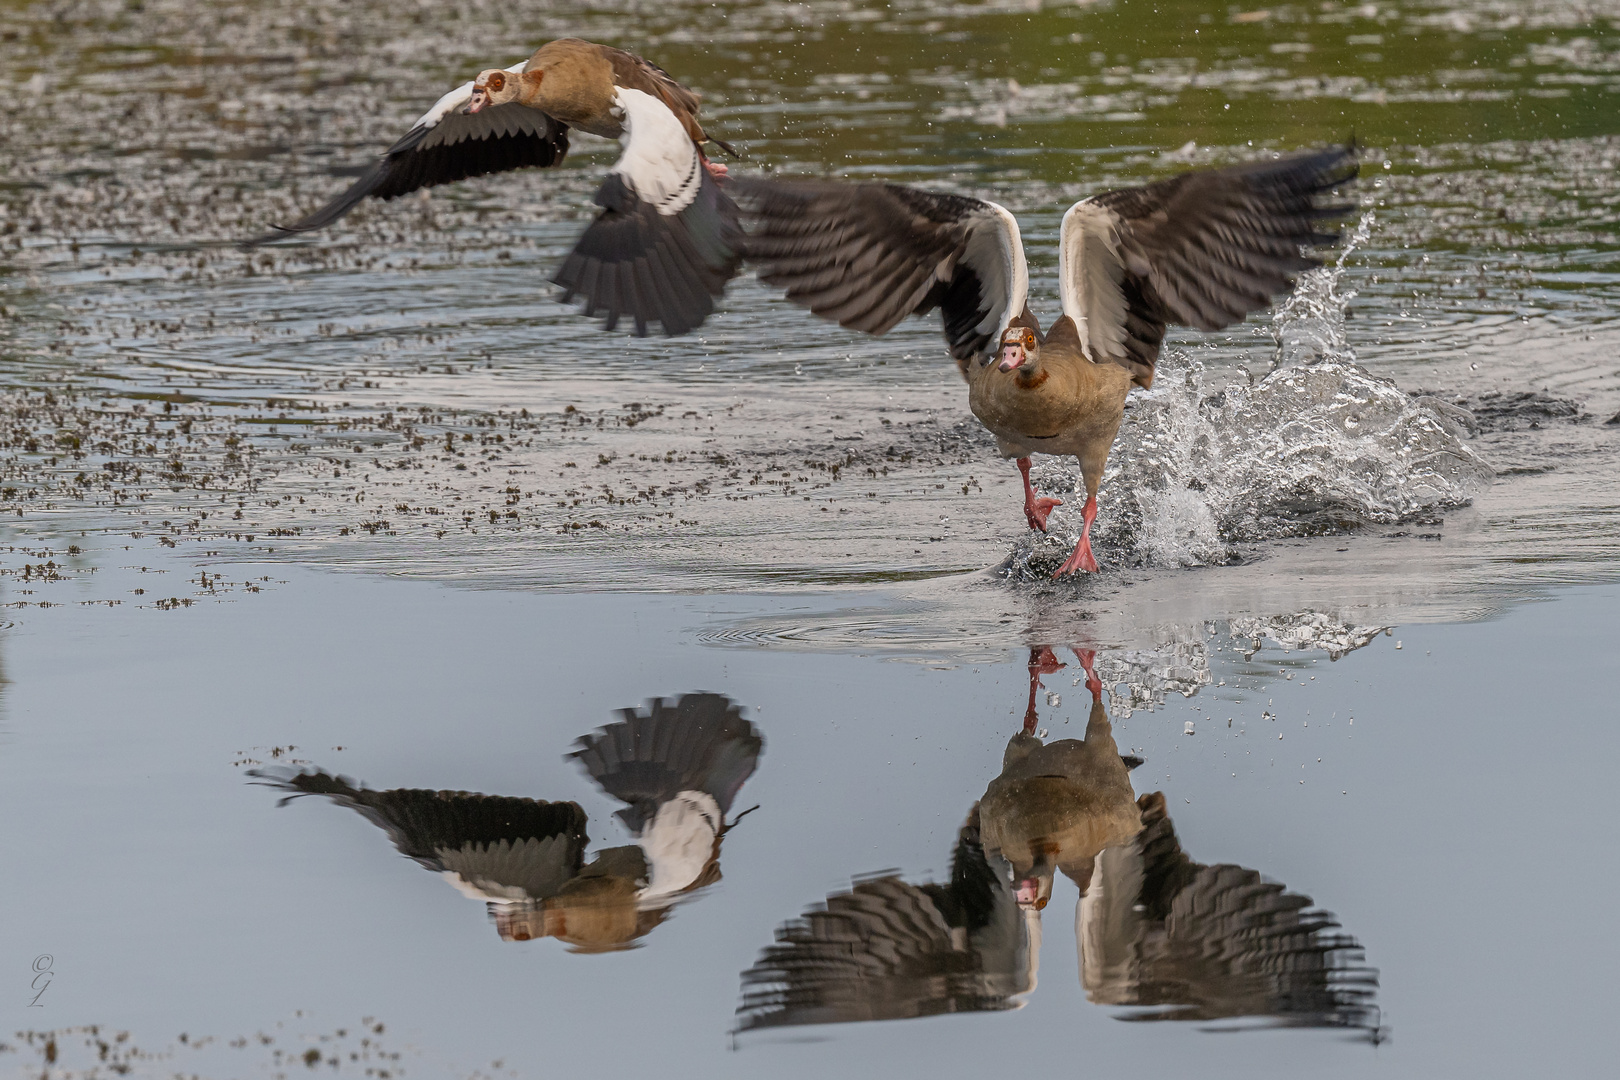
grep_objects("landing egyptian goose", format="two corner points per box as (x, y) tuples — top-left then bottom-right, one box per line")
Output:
(251, 38), (740, 336)
(735, 147), (1357, 574)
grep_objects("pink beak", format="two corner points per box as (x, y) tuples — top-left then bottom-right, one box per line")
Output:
(467, 89), (489, 114)
(1015, 877), (1041, 907)
(998, 344), (1025, 372)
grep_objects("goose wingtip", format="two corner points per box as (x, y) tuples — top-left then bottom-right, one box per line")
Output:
(240, 226), (292, 250)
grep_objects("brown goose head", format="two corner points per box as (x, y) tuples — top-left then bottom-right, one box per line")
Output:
(467, 69), (525, 114)
(1013, 843), (1059, 910)
(997, 322), (1044, 375)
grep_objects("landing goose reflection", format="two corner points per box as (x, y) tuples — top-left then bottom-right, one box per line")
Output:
(254, 692), (761, 951)
(737, 652), (1377, 1035)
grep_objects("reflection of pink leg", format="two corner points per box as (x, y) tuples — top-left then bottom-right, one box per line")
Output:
(1072, 648), (1103, 700)
(1023, 646), (1065, 733)
(1018, 457), (1062, 532)
(705, 159), (729, 178)
(1053, 495), (1100, 576)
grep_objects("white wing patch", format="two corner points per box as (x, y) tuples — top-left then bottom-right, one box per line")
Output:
(1019, 905), (1043, 1003)
(1059, 200), (1130, 364)
(409, 59), (528, 132)
(957, 201), (1029, 357)
(610, 87), (702, 216)
(1078, 844), (1147, 1005)
(638, 790), (722, 900)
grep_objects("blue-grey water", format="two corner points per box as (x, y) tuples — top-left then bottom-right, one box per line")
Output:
(1, 557), (1616, 1077)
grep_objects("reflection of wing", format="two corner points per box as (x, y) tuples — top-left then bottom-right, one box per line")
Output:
(254, 768), (589, 901)
(638, 792), (723, 900)
(1083, 792), (1378, 1030)
(736, 814), (1031, 1032)
(571, 692), (762, 834)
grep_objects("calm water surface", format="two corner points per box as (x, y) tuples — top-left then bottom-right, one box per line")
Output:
(1, 0), (1618, 1075)
(1, 557), (1617, 1077)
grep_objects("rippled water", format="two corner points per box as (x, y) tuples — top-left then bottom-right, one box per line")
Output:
(2, 0), (1619, 609)
(3, 0), (1620, 1076)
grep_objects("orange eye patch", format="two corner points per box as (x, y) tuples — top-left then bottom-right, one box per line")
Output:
(1001, 328), (1036, 348)
(485, 72), (506, 91)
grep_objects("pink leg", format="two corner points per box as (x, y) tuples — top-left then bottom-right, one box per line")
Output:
(1053, 495), (1100, 576)
(1023, 646), (1066, 734)
(1072, 648), (1103, 700)
(704, 159), (729, 178)
(1017, 457), (1062, 532)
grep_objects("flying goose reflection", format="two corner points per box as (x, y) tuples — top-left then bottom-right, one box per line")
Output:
(254, 692), (761, 951)
(737, 653), (1377, 1035)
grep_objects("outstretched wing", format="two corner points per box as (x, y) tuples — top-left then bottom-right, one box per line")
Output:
(1059, 145), (1357, 387)
(248, 62), (570, 243)
(552, 87), (742, 337)
(251, 767), (589, 900)
(733, 178), (1029, 367)
(737, 876), (984, 1031)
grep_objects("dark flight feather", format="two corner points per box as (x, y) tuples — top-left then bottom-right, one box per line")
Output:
(246, 104), (569, 245)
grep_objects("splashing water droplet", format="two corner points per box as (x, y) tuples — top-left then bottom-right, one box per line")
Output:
(1004, 214), (1491, 575)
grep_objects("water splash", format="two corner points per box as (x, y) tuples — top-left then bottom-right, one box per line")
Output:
(1003, 213), (1493, 576)
(1228, 612), (1390, 662)
(1094, 643), (1211, 718)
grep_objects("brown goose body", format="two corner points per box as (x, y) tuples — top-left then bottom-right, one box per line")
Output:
(967, 314), (1133, 472)
(980, 689), (1142, 899)
(504, 38), (714, 145)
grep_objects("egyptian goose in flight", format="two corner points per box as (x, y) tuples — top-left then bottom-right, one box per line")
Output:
(251, 692), (762, 950)
(251, 38), (740, 336)
(735, 147), (1357, 574)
